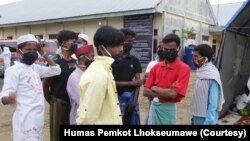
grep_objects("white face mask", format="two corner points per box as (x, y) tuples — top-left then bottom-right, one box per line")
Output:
(61, 42), (69, 51)
(61, 47), (69, 51)
(78, 65), (87, 68)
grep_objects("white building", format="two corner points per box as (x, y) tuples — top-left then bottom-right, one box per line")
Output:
(0, 0), (217, 63)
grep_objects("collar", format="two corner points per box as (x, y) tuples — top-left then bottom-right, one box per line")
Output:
(94, 56), (114, 69)
(160, 58), (180, 69)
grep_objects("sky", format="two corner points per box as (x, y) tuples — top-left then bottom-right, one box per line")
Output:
(0, 0), (248, 5)
(210, 0), (246, 4)
(0, 0), (22, 5)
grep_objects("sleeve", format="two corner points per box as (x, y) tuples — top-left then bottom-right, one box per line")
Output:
(76, 74), (108, 124)
(134, 57), (142, 73)
(0, 68), (19, 103)
(204, 80), (219, 125)
(144, 66), (156, 89)
(145, 61), (153, 73)
(35, 64), (61, 78)
(66, 73), (80, 105)
(173, 65), (190, 96)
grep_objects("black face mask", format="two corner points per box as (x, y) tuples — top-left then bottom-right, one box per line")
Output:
(22, 51), (39, 65)
(163, 50), (178, 62)
(123, 43), (133, 54)
(157, 49), (165, 60)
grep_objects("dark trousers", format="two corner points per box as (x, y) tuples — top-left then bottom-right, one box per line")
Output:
(50, 96), (71, 141)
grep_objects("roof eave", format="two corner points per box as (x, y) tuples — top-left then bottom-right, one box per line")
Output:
(0, 9), (156, 28)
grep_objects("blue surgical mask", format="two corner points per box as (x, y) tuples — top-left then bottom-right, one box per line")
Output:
(19, 49), (38, 65)
(77, 44), (83, 48)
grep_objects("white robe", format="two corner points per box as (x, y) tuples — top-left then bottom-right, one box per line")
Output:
(0, 61), (61, 141)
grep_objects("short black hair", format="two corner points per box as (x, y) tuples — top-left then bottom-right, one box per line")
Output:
(120, 28), (136, 38)
(194, 44), (213, 62)
(94, 25), (125, 49)
(162, 34), (180, 46)
(57, 30), (78, 45)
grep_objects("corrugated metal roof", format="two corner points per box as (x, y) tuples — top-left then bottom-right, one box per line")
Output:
(225, 0), (250, 35)
(212, 2), (244, 26)
(0, 0), (160, 27)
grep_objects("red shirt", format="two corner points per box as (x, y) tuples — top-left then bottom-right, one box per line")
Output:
(144, 58), (190, 102)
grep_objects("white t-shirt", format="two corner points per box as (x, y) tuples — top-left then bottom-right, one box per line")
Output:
(145, 60), (158, 73)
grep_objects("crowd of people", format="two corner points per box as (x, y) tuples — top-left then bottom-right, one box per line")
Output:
(0, 25), (231, 140)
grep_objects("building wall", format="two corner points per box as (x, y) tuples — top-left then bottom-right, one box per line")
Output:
(17, 26), (30, 38)
(164, 12), (213, 47)
(46, 23), (63, 34)
(0, 29), (4, 39)
(107, 16), (123, 29)
(84, 19), (103, 44)
(64, 21), (83, 33)
(2, 27), (16, 39)
(0, 17), (126, 45)
(162, 0), (216, 47)
(31, 24), (45, 38)
(154, 13), (163, 40)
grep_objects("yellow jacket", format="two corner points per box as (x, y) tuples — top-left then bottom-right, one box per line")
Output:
(76, 56), (122, 124)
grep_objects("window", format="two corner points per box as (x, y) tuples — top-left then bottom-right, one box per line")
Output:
(48, 34), (57, 39)
(154, 29), (158, 36)
(35, 34), (43, 39)
(6, 36), (13, 40)
(213, 39), (216, 44)
(153, 39), (157, 53)
(202, 35), (209, 42)
(188, 34), (196, 40)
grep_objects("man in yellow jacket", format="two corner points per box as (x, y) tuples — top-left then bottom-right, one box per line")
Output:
(77, 25), (124, 124)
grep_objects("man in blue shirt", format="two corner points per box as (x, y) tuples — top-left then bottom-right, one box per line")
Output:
(190, 44), (225, 125)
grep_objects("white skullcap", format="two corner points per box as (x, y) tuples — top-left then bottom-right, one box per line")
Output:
(17, 34), (38, 45)
(78, 33), (89, 42)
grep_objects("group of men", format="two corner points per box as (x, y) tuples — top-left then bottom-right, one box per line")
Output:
(0, 25), (225, 141)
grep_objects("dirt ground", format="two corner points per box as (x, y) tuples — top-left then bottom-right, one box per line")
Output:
(0, 71), (196, 141)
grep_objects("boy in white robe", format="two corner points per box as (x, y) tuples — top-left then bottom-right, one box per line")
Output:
(0, 34), (61, 141)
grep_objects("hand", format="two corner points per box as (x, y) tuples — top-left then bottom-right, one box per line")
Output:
(126, 102), (136, 113)
(2, 92), (16, 105)
(143, 74), (148, 85)
(170, 82), (177, 89)
(35, 36), (45, 56)
(151, 86), (158, 92)
(131, 80), (142, 87)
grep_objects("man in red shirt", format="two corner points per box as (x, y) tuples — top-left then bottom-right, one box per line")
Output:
(143, 34), (190, 124)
